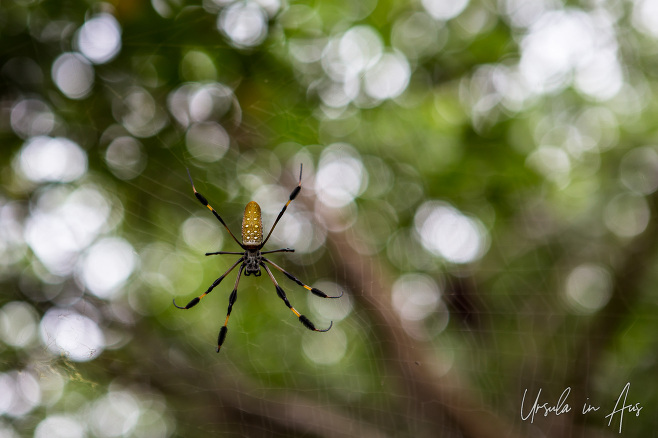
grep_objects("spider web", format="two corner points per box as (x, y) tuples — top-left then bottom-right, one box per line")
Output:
(132, 143), (404, 437)
(2, 1), (658, 438)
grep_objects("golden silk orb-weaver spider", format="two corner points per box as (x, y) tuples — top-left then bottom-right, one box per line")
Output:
(174, 164), (342, 352)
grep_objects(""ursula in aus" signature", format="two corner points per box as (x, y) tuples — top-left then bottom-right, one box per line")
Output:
(521, 382), (643, 433)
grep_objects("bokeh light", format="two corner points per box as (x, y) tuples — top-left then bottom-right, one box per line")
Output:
(500, 0), (549, 28)
(181, 216), (224, 253)
(40, 307), (105, 361)
(518, 9), (622, 100)
(422, 0), (469, 20)
(185, 122), (230, 162)
(604, 193), (650, 238)
(24, 186), (112, 276)
(526, 145), (571, 185)
(77, 13), (122, 64)
(105, 136), (147, 180)
(86, 386), (172, 438)
(10, 99), (55, 139)
(302, 326), (347, 365)
(315, 145), (368, 208)
(314, 25), (412, 106)
(168, 82), (238, 128)
(115, 87), (167, 138)
(322, 26), (383, 83)
(391, 12), (443, 59)
(0, 301), (39, 348)
(632, 0), (658, 38)
(391, 273), (448, 340)
(620, 146), (658, 195)
(363, 51), (411, 101)
(414, 201), (488, 264)
(218, 2), (268, 48)
(189, 83), (235, 122)
(272, 210), (326, 253)
(34, 415), (85, 438)
(391, 273), (441, 322)
(51, 53), (95, 99)
(18, 136), (87, 183)
(77, 237), (136, 300)
(88, 390), (140, 437)
(0, 370), (41, 417)
(564, 263), (612, 314)
(0, 421), (18, 438)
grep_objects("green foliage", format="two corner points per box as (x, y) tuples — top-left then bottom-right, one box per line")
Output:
(2, 0), (658, 437)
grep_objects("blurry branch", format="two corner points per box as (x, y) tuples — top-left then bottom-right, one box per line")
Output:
(324, 225), (522, 438)
(568, 193), (658, 411)
(113, 323), (388, 438)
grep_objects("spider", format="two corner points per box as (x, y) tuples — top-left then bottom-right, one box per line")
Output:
(174, 164), (342, 352)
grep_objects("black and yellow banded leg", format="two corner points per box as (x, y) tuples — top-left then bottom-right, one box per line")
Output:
(217, 264), (245, 352)
(262, 257), (343, 299)
(261, 248), (295, 255)
(173, 258), (243, 309)
(261, 263), (332, 332)
(260, 164), (303, 248)
(186, 168), (244, 248)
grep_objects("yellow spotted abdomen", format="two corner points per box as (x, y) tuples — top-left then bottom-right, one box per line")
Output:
(242, 201), (263, 248)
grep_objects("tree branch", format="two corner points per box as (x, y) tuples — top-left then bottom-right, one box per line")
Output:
(109, 322), (389, 438)
(325, 225), (523, 438)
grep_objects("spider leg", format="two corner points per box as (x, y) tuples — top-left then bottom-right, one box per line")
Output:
(260, 164), (303, 248)
(261, 262), (332, 332)
(216, 264), (245, 353)
(206, 251), (244, 256)
(262, 257), (343, 299)
(186, 168), (244, 249)
(173, 257), (243, 309)
(260, 248), (295, 255)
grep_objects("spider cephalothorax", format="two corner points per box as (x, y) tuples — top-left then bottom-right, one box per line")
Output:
(243, 249), (262, 276)
(173, 164), (342, 352)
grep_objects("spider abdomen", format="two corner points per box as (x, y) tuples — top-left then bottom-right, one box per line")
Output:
(242, 201), (263, 248)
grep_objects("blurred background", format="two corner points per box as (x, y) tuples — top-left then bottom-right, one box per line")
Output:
(2, 0), (658, 436)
